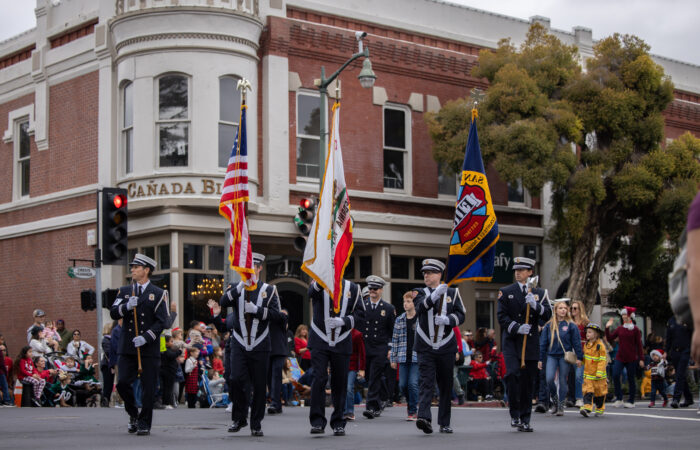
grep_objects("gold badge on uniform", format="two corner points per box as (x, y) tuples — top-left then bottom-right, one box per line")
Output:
(446, 296), (452, 303)
(381, 310), (386, 316)
(346, 291), (351, 298)
(534, 295), (539, 301)
(262, 291), (267, 299)
(149, 294), (155, 301)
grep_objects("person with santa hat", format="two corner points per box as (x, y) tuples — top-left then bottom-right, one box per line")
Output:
(605, 306), (644, 408)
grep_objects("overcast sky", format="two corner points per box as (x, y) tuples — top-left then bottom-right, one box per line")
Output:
(1, 0), (698, 65)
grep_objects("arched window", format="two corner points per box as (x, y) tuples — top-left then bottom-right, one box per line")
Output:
(219, 76), (241, 167)
(157, 74), (189, 167)
(121, 81), (134, 173)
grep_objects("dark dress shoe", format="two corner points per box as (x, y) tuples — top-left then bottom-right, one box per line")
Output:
(518, 423), (534, 432)
(267, 407), (282, 415)
(136, 428), (150, 436)
(310, 425), (325, 434)
(127, 417), (138, 434)
(510, 418), (521, 428)
(534, 403), (546, 413)
(671, 400), (679, 409)
(362, 410), (376, 419)
(680, 401), (694, 408)
(439, 426), (453, 434)
(251, 429), (264, 437)
(416, 418), (433, 434)
(228, 420), (248, 432)
(333, 426), (345, 436)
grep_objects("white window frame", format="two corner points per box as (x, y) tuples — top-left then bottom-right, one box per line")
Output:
(156, 73), (191, 169)
(218, 75), (242, 168)
(121, 81), (134, 174)
(382, 104), (412, 194)
(507, 178), (531, 207)
(437, 162), (458, 198)
(14, 118), (31, 199)
(295, 90), (323, 182)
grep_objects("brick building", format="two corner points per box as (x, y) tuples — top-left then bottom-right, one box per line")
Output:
(1, 0), (699, 353)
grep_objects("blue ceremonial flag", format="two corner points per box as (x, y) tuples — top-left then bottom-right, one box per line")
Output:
(445, 110), (499, 284)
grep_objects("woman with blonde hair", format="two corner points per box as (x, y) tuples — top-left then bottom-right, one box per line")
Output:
(570, 300), (589, 407)
(294, 324), (311, 371)
(538, 300), (583, 416)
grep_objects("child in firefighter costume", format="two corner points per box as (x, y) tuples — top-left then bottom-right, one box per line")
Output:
(579, 323), (608, 417)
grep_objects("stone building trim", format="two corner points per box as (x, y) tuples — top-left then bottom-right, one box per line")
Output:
(114, 32), (260, 53)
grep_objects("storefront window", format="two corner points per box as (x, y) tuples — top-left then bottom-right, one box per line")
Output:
(359, 256), (372, 278)
(183, 244), (203, 269)
(208, 245), (224, 271)
(159, 245), (170, 270)
(183, 273), (224, 328)
(476, 300), (494, 329)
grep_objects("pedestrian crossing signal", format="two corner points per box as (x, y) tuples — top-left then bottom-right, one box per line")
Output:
(293, 198), (316, 252)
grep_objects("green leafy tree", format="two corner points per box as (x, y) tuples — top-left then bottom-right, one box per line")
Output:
(426, 23), (700, 314)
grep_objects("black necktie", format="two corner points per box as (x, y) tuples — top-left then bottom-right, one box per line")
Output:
(522, 285), (527, 295)
(138, 285), (143, 296)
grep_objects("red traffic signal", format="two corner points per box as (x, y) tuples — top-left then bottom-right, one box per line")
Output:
(101, 187), (128, 265)
(293, 197), (316, 252)
(113, 194), (127, 209)
(300, 198), (315, 209)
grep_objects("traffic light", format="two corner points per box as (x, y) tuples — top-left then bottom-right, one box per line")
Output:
(102, 288), (119, 309)
(80, 289), (96, 311)
(101, 187), (128, 265)
(293, 198), (316, 252)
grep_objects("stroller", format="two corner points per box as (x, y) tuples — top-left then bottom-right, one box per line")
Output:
(198, 369), (213, 408)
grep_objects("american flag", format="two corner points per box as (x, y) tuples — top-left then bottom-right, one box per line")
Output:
(219, 103), (257, 290)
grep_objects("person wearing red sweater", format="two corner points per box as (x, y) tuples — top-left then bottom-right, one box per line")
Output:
(344, 329), (366, 420)
(294, 325), (311, 372)
(605, 307), (644, 408)
(14, 346), (45, 406)
(469, 351), (490, 400)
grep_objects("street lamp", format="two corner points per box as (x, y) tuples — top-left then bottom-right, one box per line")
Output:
(314, 31), (376, 185)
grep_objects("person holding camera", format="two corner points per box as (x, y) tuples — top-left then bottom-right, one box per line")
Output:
(65, 330), (95, 361)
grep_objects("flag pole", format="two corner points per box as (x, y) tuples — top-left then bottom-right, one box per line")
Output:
(237, 79), (253, 345)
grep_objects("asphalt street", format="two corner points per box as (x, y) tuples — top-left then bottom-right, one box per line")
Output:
(1, 403), (699, 449)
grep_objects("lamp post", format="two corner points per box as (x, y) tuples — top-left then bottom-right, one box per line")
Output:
(314, 31), (376, 187)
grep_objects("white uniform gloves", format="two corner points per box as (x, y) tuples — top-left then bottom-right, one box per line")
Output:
(126, 296), (139, 311)
(326, 317), (345, 330)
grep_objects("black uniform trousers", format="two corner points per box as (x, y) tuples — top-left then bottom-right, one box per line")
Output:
(365, 353), (389, 411)
(309, 349), (350, 430)
(506, 360), (538, 424)
(116, 354), (160, 429)
(230, 346), (269, 431)
(268, 355), (287, 410)
(669, 350), (692, 403)
(417, 351), (454, 426)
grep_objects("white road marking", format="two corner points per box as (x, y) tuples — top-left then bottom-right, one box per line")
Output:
(451, 407), (700, 422)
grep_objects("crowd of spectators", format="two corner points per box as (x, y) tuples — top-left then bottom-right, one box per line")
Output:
(2, 298), (697, 417)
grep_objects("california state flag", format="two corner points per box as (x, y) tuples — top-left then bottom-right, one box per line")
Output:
(302, 102), (353, 313)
